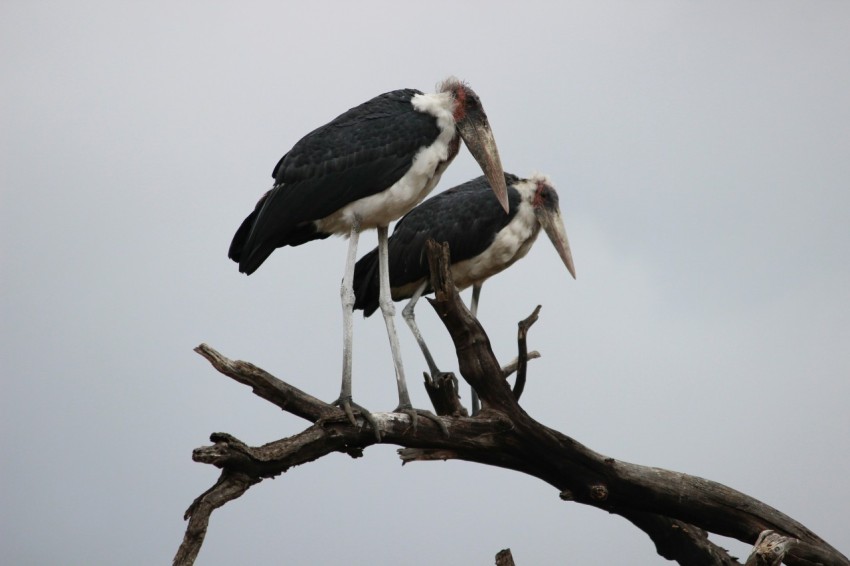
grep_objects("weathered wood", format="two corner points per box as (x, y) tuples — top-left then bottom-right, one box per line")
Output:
(495, 548), (516, 566)
(423, 239), (519, 414)
(746, 530), (789, 566)
(513, 304), (541, 401)
(193, 343), (337, 423)
(174, 470), (260, 566)
(501, 350), (540, 378)
(622, 510), (739, 565)
(177, 240), (849, 566)
(745, 529), (832, 566)
(422, 371), (468, 417)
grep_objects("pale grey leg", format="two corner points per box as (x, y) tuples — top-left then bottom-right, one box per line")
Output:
(471, 283), (482, 318)
(402, 281), (441, 376)
(377, 225), (412, 409)
(338, 220), (360, 408)
(336, 218), (380, 439)
(378, 226), (447, 435)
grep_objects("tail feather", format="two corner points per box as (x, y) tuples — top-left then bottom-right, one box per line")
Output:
(353, 247), (381, 317)
(228, 191), (276, 275)
(228, 188), (328, 275)
(230, 212), (275, 274)
(228, 209), (258, 263)
(238, 244), (276, 275)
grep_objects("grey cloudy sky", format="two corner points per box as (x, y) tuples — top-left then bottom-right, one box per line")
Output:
(2, 1), (849, 564)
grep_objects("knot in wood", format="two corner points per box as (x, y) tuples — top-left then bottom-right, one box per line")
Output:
(589, 484), (609, 501)
(748, 530), (792, 566)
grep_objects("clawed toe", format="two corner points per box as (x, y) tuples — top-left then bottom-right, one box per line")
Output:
(328, 397), (382, 442)
(395, 405), (449, 437)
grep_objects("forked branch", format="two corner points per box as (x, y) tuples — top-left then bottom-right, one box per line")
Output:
(175, 240), (848, 566)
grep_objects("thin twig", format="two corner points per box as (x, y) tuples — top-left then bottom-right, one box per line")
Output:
(501, 351), (540, 377)
(513, 305), (541, 401)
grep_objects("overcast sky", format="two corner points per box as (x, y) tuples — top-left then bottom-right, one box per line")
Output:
(2, 1), (849, 564)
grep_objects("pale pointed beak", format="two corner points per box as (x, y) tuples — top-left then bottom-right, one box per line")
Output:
(457, 111), (509, 213)
(536, 207), (576, 279)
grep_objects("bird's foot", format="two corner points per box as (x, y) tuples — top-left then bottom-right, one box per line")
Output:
(394, 404), (449, 437)
(328, 396), (382, 442)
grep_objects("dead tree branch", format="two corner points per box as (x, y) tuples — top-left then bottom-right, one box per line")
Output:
(176, 239), (848, 566)
(512, 304), (541, 401)
(495, 548), (517, 566)
(745, 530), (834, 566)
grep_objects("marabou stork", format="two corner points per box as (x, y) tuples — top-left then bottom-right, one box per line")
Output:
(228, 78), (508, 437)
(352, 172), (576, 413)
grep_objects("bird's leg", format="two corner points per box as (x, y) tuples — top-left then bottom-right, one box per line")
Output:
(470, 283), (482, 415)
(403, 283), (461, 398)
(377, 226), (448, 436)
(377, 226), (412, 408)
(402, 282), (442, 377)
(403, 282), (460, 400)
(470, 283), (482, 319)
(335, 218), (380, 440)
(338, 221), (360, 417)
(376, 226), (408, 405)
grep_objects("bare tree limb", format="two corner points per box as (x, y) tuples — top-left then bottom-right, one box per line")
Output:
(745, 529), (833, 566)
(513, 304), (541, 401)
(177, 239), (849, 566)
(174, 470), (260, 566)
(422, 370), (467, 417)
(501, 350), (540, 378)
(747, 530), (791, 566)
(495, 548), (517, 566)
(417, 239), (847, 566)
(621, 510), (739, 565)
(193, 343), (336, 423)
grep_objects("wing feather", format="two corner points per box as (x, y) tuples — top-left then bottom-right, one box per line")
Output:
(235, 89), (441, 274)
(353, 173), (521, 315)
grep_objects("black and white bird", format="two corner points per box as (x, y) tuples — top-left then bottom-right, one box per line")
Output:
(228, 78), (508, 437)
(353, 172), (575, 412)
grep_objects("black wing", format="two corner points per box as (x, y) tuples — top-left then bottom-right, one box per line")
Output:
(232, 88), (440, 274)
(353, 173), (521, 316)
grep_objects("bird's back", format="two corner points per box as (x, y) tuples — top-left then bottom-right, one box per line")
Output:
(230, 89), (441, 275)
(353, 173), (521, 316)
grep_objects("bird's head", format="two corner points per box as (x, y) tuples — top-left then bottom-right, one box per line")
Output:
(440, 77), (509, 213)
(530, 175), (576, 279)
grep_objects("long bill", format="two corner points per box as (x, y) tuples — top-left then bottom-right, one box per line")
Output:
(457, 112), (509, 213)
(537, 207), (577, 279)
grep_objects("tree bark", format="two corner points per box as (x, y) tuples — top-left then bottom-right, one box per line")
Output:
(175, 240), (848, 566)
(495, 548), (517, 566)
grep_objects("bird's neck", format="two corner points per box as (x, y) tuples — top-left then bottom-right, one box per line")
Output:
(447, 135), (461, 163)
